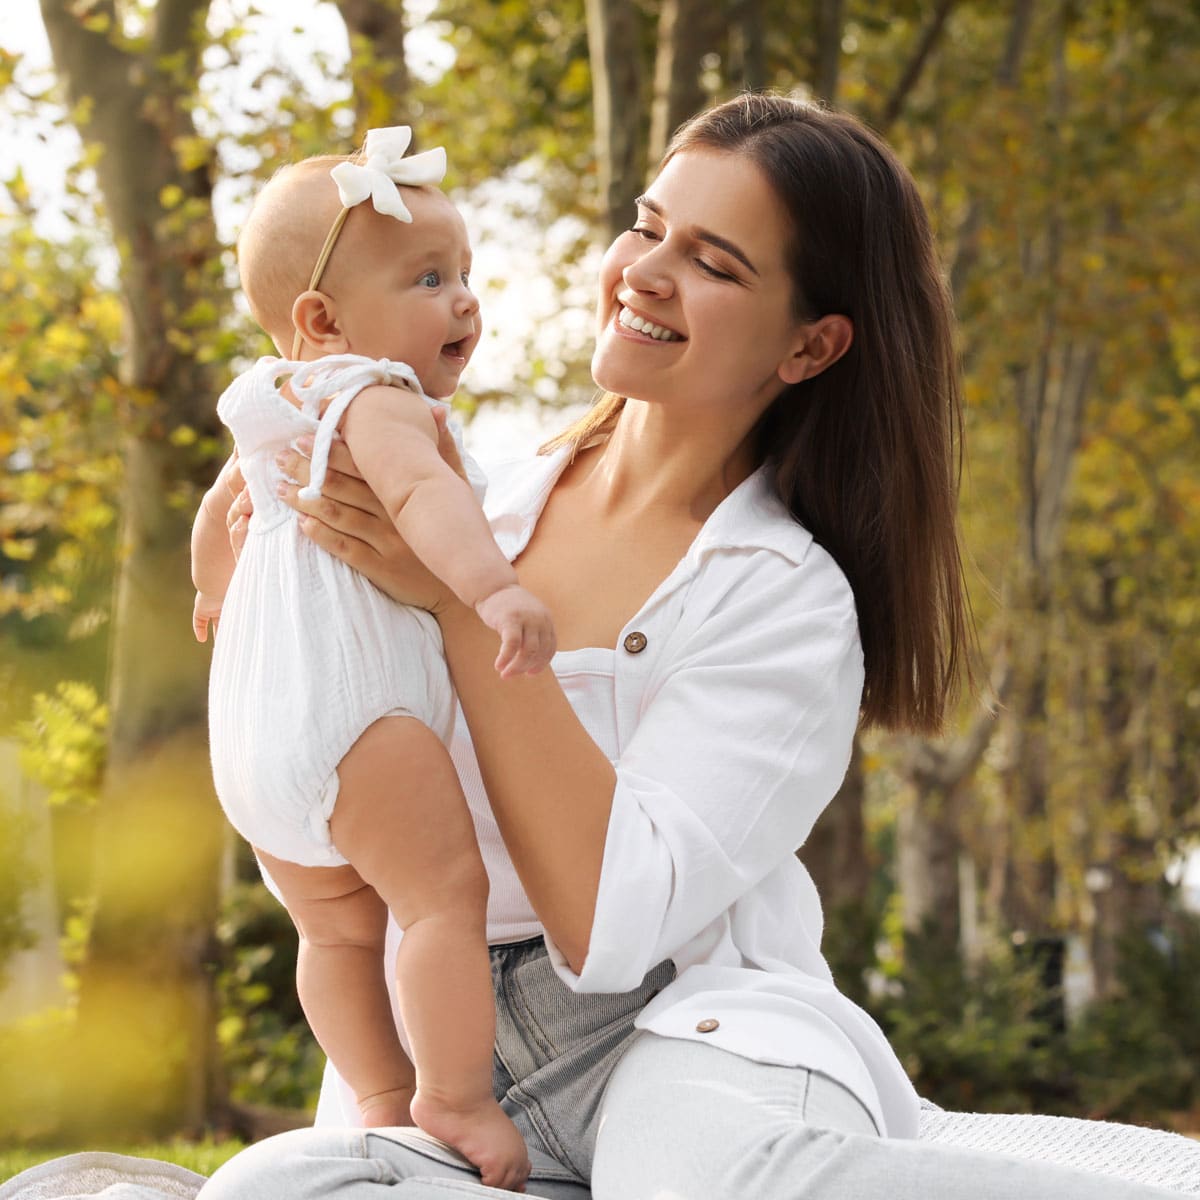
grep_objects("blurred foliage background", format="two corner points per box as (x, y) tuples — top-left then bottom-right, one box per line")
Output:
(1, 0), (1198, 1153)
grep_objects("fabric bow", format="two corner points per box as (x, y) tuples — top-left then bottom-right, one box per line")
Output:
(329, 126), (447, 223)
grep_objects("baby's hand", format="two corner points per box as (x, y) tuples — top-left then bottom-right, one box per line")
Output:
(474, 584), (556, 678)
(193, 591), (223, 643)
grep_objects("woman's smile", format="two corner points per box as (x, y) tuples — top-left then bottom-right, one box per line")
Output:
(614, 302), (686, 343)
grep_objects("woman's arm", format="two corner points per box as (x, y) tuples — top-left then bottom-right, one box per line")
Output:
(440, 553), (863, 992)
(437, 599), (615, 969)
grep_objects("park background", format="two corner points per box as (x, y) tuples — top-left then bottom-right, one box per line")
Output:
(1, 0), (1198, 1173)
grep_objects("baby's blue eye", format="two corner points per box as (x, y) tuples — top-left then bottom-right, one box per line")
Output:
(420, 270), (441, 288)
(460, 270), (471, 286)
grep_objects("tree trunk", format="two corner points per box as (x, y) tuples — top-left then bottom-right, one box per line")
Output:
(803, 739), (868, 911)
(800, 740), (873, 1004)
(334, 0), (411, 141)
(39, 0), (226, 1137)
(1087, 595), (1163, 999)
(898, 784), (961, 948)
(585, 0), (644, 238)
(729, 0), (766, 92)
(647, 0), (725, 164)
(897, 665), (1007, 956)
(812, 0), (844, 105)
(1001, 577), (1056, 936)
(876, 0), (960, 134)
(997, 11), (1098, 942)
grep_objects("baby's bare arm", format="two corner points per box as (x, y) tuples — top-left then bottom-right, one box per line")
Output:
(340, 386), (517, 608)
(191, 453), (241, 641)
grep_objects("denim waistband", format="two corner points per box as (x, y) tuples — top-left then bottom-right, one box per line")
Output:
(486, 933), (674, 1183)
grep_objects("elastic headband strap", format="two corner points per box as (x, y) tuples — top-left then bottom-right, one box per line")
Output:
(290, 205), (352, 360)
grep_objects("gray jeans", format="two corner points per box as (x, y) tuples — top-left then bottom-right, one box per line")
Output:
(198, 938), (1181, 1200)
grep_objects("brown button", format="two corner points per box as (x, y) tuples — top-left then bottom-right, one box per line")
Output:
(623, 631), (648, 654)
(695, 1018), (720, 1033)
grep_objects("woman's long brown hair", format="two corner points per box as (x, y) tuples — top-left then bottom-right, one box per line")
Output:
(545, 93), (974, 734)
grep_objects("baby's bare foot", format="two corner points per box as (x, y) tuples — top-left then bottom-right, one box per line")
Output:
(358, 1085), (416, 1128)
(411, 1089), (530, 1192)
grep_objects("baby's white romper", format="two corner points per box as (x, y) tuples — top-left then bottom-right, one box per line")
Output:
(207, 354), (485, 867)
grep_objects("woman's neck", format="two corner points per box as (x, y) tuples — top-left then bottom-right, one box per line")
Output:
(576, 399), (759, 523)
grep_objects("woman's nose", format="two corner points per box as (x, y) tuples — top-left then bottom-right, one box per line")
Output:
(622, 245), (675, 298)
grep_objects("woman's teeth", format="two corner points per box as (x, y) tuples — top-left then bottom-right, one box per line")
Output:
(618, 307), (682, 342)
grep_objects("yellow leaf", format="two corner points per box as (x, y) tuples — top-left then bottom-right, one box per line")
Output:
(2, 537), (37, 561)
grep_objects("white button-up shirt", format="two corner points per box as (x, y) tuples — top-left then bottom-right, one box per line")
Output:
(316, 448), (920, 1138)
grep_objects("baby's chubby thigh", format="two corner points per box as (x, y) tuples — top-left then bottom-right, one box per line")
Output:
(329, 715), (488, 930)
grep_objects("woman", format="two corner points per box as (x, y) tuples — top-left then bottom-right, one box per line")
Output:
(199, 94), (1176, 1199)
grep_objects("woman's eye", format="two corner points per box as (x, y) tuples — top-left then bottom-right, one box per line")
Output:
(631, 226), (659, 241)
(697, 259), (735, 281)
(419, 270), (441, 288)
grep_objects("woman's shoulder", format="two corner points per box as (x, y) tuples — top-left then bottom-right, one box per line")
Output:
(479, 449), (572, 559)
(689, 468), (857, 616)
(479, 449), (569, 499)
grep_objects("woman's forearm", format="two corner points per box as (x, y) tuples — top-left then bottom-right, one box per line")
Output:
(437, 601), (614, 971)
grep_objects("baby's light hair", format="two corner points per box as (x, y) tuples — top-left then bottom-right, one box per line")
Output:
(236, 155), (353, 352)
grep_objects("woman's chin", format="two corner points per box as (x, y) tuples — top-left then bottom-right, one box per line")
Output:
(590, 353), (639, 399)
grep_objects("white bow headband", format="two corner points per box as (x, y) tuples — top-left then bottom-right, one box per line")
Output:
(291, 126), (448, 358)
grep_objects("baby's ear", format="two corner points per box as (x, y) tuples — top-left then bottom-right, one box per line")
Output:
(291, 290), (348, 355)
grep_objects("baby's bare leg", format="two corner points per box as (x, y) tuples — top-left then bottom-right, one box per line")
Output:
(330, 716), (529, 1193)
(255, 850), (415, 1127)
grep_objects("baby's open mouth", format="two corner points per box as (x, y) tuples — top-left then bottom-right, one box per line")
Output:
(441, 338), (468, 359)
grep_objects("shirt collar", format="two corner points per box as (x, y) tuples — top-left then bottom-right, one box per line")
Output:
(484, 447), (815, 567)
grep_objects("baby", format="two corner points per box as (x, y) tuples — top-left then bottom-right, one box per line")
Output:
(190, 128), (549, 1191)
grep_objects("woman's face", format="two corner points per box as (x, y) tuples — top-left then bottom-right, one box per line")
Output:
(592, 148), (807, 422)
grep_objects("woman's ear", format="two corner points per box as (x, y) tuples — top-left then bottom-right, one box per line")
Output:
(777, 315), (854, 386)
(291, 290), (349, 356)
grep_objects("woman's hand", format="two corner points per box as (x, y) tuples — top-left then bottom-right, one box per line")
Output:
(222, 455), (252, 560)
(275, 425), (461, 613)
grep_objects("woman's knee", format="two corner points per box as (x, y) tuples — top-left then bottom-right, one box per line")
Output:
(591, 1035), (874, 1200)
(199, 1127), (378, 1199)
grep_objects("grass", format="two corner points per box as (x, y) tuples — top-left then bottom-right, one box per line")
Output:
(0, 1138), (244, 1184)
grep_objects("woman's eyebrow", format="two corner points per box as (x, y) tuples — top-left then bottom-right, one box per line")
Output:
(634, 194), (760, 277)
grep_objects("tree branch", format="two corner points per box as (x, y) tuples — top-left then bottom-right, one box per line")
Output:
(899, 648), (1011, 791)
(333, 0), (410, 137)
(997, 0), (1036, 87)
(39, 0), (133, 113)
(877, 0), (959, 135)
